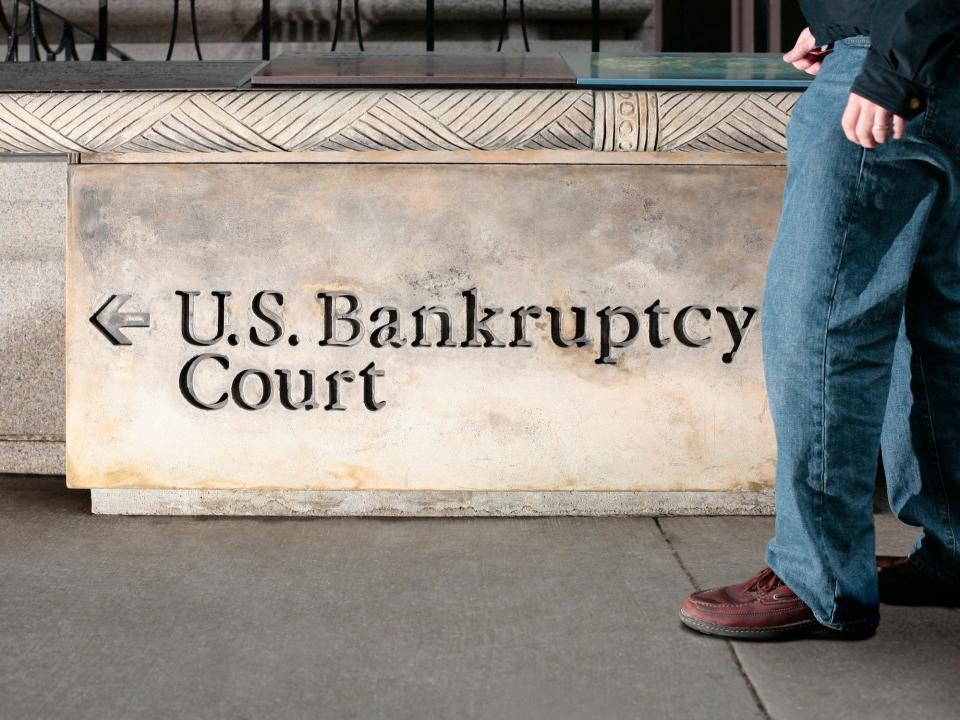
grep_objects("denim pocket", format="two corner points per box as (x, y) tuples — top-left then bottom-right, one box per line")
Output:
(921, 58), (960, 156)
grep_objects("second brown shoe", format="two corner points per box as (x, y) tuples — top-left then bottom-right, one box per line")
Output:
(877, 555), (960, 606)
(680, 567), (820, 640)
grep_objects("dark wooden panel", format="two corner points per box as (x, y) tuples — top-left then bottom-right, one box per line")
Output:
(251, 52), (577, 87)
(0, 62), (264, 92)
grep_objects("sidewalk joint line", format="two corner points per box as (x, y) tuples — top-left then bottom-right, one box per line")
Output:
(653, 517), (773, 720)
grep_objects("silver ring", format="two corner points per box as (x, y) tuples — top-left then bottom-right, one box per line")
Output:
(872, 123), (891, 130)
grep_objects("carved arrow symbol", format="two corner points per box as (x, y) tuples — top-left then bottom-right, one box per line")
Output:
(90, 294), (151, 346)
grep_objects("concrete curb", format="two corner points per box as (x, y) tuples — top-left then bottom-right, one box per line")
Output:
(91, 489), (775, 516)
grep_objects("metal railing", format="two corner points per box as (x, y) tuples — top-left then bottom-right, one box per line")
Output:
(2, 1), (792, 64)
(2, 0), (608, 62)
(0, 0), (600, 62)
(2, 0), (131, 61)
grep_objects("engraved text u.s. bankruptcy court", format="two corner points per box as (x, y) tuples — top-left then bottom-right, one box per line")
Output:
(94, 287), (758, 413)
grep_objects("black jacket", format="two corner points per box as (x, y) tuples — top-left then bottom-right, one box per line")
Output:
(800, 0), (960, 117)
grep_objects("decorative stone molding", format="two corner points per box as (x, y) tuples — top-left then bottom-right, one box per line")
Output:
(654, 90), (798, 152)
(592, 90), (658, 151)
(0, 88), (799, 155)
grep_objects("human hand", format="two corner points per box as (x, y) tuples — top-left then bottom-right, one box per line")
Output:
(841, 93), (906, 148)
(783, 27), (831, 75)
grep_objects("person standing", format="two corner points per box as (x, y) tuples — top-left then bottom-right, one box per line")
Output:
(680, 0), (960, 639)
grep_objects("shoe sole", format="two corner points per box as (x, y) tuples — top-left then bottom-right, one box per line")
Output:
(679, 609), (819, 640)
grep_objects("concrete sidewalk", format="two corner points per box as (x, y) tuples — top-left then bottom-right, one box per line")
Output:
(1, 475), (957, 720)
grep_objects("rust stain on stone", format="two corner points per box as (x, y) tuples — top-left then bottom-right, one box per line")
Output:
(328, 463), (383, 489)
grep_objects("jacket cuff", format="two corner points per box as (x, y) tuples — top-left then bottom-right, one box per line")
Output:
(808, 24), (868, 47)
(850, 47), (926, 118)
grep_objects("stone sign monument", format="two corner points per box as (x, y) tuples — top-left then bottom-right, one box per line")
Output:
(67, 159), (780, 507)
(0, 57), (804, 514)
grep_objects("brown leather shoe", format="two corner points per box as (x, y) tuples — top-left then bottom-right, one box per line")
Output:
(680, 567), (820, 640)
(877, 555), (960, 607)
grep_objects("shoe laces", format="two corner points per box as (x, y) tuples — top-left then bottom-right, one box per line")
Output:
(748, 567), (785, 596)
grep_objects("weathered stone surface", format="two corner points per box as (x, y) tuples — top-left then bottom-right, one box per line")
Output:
(0, 85), (794, 490)
(67, 160), (782, 492)
(0, 89), (799, 154)
(0, 157), (66, 440)
(90, 489), (775, 516)
(0, 439), (64, 475)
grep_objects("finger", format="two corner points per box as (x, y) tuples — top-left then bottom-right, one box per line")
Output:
(841, 100), (859, 144)
(784, 42), (811, 62)
(803, 49), (831, 75)
(791, 54), (825, 73)
(783, 45), (806, 63)
(856, 105), (877, 148)
(893, 115), (906, 140)
(784, 29), (815, 62)
(872, 108), (892, 144)
(784, 45), (809, 62)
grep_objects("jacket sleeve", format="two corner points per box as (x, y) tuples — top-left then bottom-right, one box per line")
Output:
(850, 0), (960, 118)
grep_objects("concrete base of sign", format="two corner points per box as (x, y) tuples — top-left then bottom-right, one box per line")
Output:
(90, 488), (774, 516)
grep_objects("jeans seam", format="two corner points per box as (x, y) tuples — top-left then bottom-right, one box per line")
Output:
(820, 145), (869, 625)
(914, 348), (958, 571)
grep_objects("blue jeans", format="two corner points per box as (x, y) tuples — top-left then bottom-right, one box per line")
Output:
(763, 36), (960, 632)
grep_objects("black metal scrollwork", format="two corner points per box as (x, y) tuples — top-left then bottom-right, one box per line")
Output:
(2, 0), (130, 61)
(165, 0), (203, 60)
(497, 0), (529, 52)
(3, 1), (604, 62)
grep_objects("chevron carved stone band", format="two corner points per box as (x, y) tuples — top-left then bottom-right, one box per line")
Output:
(0, 88), (799, 155)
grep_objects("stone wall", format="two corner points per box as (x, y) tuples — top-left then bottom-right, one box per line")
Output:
(0, 156), (66, 474)
(0, 77), (795, 514)
(0, 85), (796, 491)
